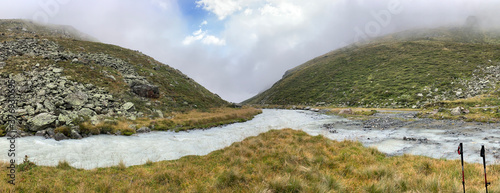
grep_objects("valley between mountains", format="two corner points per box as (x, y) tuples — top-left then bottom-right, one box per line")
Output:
(2, 18), (500, 192)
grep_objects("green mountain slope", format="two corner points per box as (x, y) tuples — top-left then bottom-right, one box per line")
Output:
(245, 27), (500, 108)
(0, 19), (227, 135)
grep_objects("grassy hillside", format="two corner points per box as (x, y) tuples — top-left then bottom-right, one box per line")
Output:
(0, 19), (227, 113)
(1, 129), (498, 192)
(0, 19), (238, 138)
(245, 27), (500, 108)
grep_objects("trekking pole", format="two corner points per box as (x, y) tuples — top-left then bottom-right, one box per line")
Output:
(458, 143), (465, 193)
(480, 145), (490, 193)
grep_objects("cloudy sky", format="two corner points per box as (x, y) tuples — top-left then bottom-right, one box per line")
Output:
(1, 0), (499, 102)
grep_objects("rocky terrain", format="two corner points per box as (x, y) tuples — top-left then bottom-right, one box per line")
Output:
(321, 110), (500, 161)
(0, 19), (228, 139)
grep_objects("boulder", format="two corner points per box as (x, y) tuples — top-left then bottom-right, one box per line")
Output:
(54, 133), (69, 141)
(26, 105), (35, 116)
(28, 113), (57, 131)
(53, 68), (63, 73)
(229, 103), (242, 108)
(78, 108), (96, 117)
(155, 110), (164, 118)
(12, 74), (26, 82)
(65, 91), (89, 109)
(70, 129), (82, 139)
(35, 130), (46, 137)
(35, 103), (44, 112)
(90, 115), (100, 125)
(339, 108), (353, 115)
(46, 83), (58, 90)
(451, 107), (468, 116)
(127, 114), (137, 121)
(43, 99), (55, 111)
(37, 89), (46, 96)
(58, 114), (71, 124)
(136, 127), (151, 133)
(15, 109), (27, 116)
(130, 82), (160, 98)
(122, 102), (135, 111)
(46, 128), (55, 137)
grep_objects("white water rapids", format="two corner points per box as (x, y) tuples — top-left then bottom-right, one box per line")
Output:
(1, 109), (499, 169)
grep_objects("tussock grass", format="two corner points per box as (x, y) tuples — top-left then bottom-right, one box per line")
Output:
(54, 126), (71, 136)
(56, 160), (73, 170)
(71, 107), (261, 136)
(0, 124), (6, 137)
(138, 107), (262, 132)
(114, 160), (127, 171)
(1, 129), (498, 192)
(77, 119), (136, 136)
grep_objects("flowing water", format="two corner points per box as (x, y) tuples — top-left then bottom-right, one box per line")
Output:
(1, 109), (499, 169)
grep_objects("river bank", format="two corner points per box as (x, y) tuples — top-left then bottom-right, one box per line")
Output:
(1, 109), (498, 170)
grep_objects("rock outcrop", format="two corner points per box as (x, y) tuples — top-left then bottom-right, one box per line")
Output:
(130, 81), (160, 99)
(0, 65), (139, 132)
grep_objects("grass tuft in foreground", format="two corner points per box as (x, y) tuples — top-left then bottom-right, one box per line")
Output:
(1, 129), (498, 192)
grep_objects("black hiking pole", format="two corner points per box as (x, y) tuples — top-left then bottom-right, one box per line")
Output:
(458, 143), (465, 193)
(480, 145), (490, 193)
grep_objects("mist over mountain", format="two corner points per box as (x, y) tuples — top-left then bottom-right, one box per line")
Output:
(244, 25), (500, 108)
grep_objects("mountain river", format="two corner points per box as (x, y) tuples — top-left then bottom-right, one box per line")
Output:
(1, 109), (499, 169)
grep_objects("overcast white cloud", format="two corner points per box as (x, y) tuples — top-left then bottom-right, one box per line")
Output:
(1, 0), (500, 102)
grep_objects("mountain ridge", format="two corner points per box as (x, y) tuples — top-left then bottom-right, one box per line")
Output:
(244, 27), (500, 108)
(0, 19), (228, 138)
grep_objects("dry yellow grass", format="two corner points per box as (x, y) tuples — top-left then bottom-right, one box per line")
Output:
(64, 107), (262, 136)
(135, 107), (262, 132)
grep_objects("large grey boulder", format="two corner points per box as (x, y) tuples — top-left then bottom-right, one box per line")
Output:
(58, 114), (72, 124)
(70, 129), (82, 139)
(451, 107), (469, 116)
(28, 113), (57, 131)
(130, 82), (160, 98)
(78, 108), (96, 117)
(35, 130), (46, 137)
(54, 133), (69, 141)
(43, 99), (55, 111)
(64, 91), (88, 109)
(122, 102), (135, 111)
(136, 127), (151, 133)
